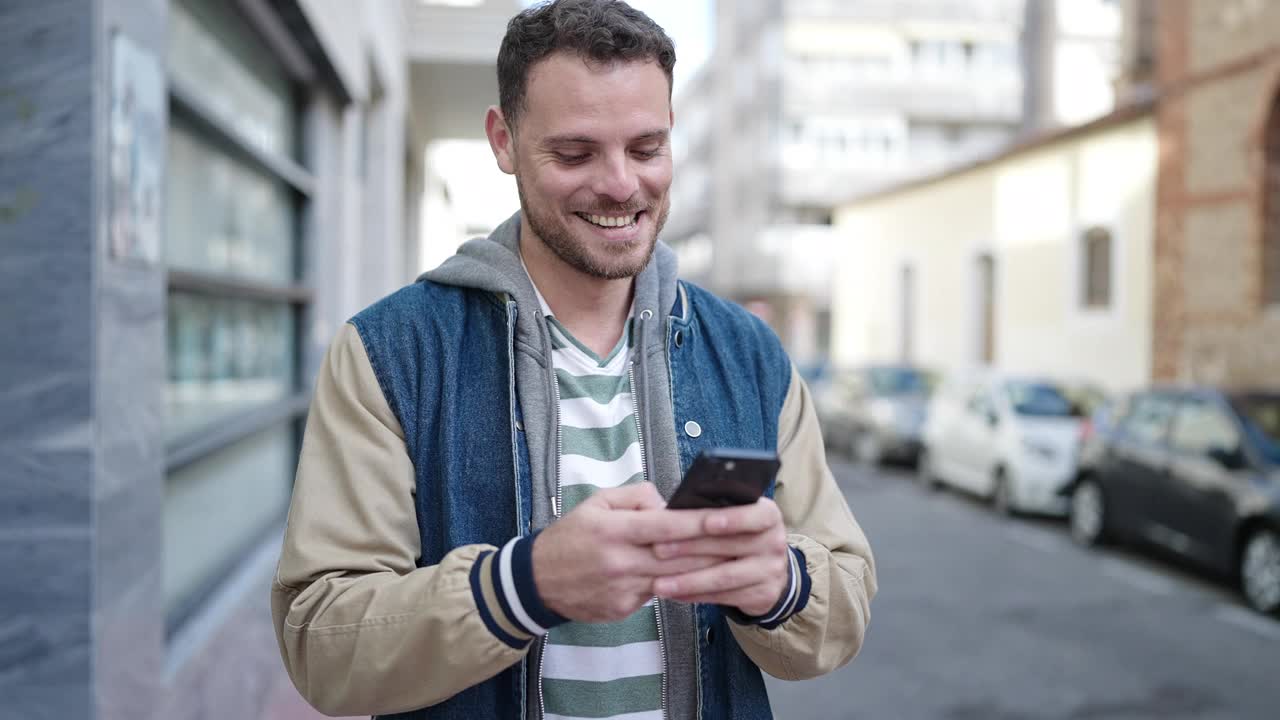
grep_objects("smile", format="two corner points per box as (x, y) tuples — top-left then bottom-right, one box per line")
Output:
(574, 212), (640, 228)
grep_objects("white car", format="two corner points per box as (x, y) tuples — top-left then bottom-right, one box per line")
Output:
(918, 372), (1086, 516)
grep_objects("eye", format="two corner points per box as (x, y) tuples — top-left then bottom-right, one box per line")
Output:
(632, 146), (662, 160)
(554, 153), (589, 165)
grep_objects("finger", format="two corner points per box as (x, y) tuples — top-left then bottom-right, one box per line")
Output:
(608, 546), (723, 579)
(594, 482), (666, 511)
(702, 497), (783, 536)
(621, 507), (712, 545)
(653, 531), (778, 560)
(653, 555), (776, 598)
(663, 584), (787, 617)
(642, 554), (724, 577)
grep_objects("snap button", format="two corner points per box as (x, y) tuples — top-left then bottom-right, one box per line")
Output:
(640, 309), (654, 320)
(704, 626), (714, 644)
(674, 330), (683, 347)
(515, 419), (525, 432)
(684, 420), (702, 438)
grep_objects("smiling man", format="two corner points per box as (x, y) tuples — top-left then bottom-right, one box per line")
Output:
(270, 2), (876, 719)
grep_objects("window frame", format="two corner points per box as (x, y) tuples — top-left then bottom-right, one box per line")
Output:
(163, 1), (317, 474)
(159, 0), (348, 636)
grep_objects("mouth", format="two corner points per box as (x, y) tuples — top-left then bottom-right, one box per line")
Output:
(573, 210), (644, 231)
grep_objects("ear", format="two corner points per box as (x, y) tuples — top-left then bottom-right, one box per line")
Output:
(485, 106), (517, 175)
(669, 109), (676, 131)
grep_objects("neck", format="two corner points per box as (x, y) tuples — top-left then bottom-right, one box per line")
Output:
(519, 219), (635, 357)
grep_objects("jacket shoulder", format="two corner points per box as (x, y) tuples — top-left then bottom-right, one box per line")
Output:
(682, 282), (785, 353)
(680, 281), (792, 389)
(350, 280), (504, 333)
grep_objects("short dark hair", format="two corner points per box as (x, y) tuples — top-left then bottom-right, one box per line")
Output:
(497, 0), (676, 131)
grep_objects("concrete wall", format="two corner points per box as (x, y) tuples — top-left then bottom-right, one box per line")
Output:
(1152, 0), (1280, 387)
(833, 115), (1157, 393)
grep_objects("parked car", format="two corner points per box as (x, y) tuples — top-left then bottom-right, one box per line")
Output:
(1063, 387), (1280, 615)
(815, 365), (933, 465)
(1076, 393), (1130, 478)
(919, 372), (1087, 516)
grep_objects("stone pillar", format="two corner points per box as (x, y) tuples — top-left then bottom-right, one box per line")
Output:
(1, 1), (167, 718)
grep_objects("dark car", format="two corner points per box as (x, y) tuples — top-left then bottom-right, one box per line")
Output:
(815, 365), (933, 465)
(1064, 387), (1280, 615)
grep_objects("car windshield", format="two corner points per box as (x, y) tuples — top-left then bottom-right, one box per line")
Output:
(1005, 381), (1076, 417)
(1231, 394), (1280, 465)
(866, 368), (929, 396)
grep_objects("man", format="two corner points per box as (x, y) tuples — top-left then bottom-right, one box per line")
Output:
(271, 1), (876, 718)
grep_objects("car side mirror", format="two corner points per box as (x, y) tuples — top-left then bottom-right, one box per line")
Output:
(1207, 446), (1247, 471)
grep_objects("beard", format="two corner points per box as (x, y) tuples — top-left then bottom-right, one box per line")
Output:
(516, 177), (669, 281)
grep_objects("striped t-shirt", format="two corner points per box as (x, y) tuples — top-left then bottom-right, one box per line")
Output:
(530, 281), (665, 720)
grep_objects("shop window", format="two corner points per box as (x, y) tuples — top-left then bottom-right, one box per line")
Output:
(163, 0), (311, 632)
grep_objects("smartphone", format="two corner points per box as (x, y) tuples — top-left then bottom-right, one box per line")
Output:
(666, 448), (781, 510)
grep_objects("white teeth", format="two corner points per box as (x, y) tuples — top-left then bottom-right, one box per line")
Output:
(582, 213), (637, 228)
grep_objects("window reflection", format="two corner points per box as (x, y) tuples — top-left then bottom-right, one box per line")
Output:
(169, 0), (297, 161)
(165, 119), (297, 284)
(166, 293), (295, 439)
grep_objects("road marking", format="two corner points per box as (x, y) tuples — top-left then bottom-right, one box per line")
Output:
(1212, 604), (1280, 640)
(1100, 558), (1176, 596)
(1005, 525), (1068, 554)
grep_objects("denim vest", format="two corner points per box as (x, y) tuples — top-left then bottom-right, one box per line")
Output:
(350, 279), (792, 720)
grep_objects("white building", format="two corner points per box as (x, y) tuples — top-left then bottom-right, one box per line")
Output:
(832, 103), (1157, 393)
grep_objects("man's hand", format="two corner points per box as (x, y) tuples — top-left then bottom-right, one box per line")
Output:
(650, 498), (791, 617)
(531, 483), (723, 623)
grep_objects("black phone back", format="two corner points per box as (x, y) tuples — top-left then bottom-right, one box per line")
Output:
(667, 448), (780, 510)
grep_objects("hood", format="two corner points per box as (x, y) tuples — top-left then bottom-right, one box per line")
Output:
(421, 211), (681, 352)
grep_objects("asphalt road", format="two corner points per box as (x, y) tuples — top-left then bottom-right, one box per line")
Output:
(764, 457), (1280, 720)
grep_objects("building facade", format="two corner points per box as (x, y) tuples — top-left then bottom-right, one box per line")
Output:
(831, 106), (1158, 392)
(668, 0), (1028, 365)
(1150, 0), (1280, 387)
(1, 1), (419, 718)
(665, 0), (1124, 365)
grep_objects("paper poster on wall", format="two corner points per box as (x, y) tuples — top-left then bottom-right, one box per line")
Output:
(108, 31), (164, 265)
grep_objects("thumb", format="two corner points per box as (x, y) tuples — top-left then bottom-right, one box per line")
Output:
(593, 481), (665, 511)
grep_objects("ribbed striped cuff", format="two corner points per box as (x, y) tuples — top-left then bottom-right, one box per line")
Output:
(469, 532), (568, 648)
(726, 545), (811, 630)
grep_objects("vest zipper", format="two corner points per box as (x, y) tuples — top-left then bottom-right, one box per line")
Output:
(630, 360), (668, 720)
(539, 334), (565, 719)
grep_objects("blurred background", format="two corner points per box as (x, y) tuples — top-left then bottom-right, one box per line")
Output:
(2, 0), (1279, 718)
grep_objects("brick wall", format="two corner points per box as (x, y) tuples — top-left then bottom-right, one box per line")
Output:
(1152, 0), (1280, 386)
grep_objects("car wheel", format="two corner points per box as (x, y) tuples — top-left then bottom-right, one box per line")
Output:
(855, 431), (883, 467)
(1240, 527), (1280, 616)
(1070, 479), (1108, 547)
(917, 448), (940, 491)
(991, 469), (1014, 516)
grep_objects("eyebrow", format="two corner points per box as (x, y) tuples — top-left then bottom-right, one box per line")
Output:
(542, 129), (670, 147)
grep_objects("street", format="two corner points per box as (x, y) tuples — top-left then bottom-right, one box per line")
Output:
(765, 456), (1280, 720)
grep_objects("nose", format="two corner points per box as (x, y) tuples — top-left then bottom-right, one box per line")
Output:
(591, 150), (640, 203)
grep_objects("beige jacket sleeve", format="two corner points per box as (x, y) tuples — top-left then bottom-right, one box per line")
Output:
(728, 363), (878, 680)
(271, 323), (533, 717)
